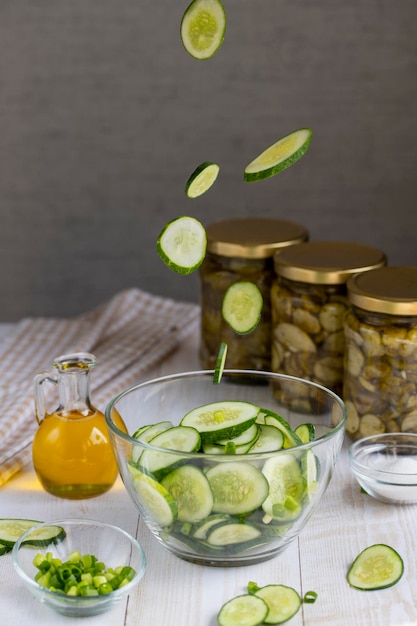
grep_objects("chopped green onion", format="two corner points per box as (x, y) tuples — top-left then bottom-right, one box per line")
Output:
(303, 590), (318, 603)
(32, 550), (137, 596)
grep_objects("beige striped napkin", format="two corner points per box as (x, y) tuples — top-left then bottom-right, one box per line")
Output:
(0, 288), (200, 487)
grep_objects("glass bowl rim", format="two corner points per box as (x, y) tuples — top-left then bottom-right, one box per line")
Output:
(104, 368), (346, 454)
(13, 518), (146, 604)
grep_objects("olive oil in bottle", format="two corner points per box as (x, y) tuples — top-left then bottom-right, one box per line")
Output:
(32, 352), (118, 499)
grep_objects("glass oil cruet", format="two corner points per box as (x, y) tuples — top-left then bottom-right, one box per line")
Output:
(32, 352), (118, 499)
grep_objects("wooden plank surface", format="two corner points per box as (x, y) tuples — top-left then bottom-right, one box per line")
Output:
(1, 330), (417, 625)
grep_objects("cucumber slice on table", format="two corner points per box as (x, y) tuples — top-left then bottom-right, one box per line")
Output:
(0, 519), (65, 547)
(185, 161), (220, 198)
(217, 594), (268, 626)
(206, 461), (269, 515)
(347, 544), (404, 590)
(213, 341), (228, 384)
(250, 583), (302, 625)
(181, 0), (226, 60)
(157, 216), (207, 275)
(161, 465), (214, 523)
(181, 400), (260, 443)
(222, 281), (263, 335)
(0, 542), (12, 555)
(244, 128), (312, 183)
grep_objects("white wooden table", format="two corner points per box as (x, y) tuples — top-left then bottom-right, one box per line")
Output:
(1, 330), (417, 626)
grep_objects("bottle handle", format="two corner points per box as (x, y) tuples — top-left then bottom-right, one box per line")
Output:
(34, 372), (58, 424)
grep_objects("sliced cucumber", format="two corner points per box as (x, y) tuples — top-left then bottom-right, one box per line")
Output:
(261, 454), (306, 521)
(132, 420), (173, 463)
(216, 423), (259, 447)
(133, 421), (173, 442)
(161, 465), (214, 523)
(0, 519), (65, 547)
(157, 215), (207, 275)
(217, 594), (268, 626)
(251, 584), (301, 625)
(260, 409), (303, 448)
(243, 128), (312, 183)
(301, 449), (319, 498)
(248, 424), (284, 454)
(0, 542), (12, 555)
(181, 0), (226, 61)
(347, 544), (404, 590)
(130, 466), (178, 527)
(206, 461), (269, 515)
(213, 341), (228, 384)
(181, 400), (259, 443)
(207, 521), (261, 546)
(186, 161), (220, 198)
(139, 426), (201, 479)
(192, 514), (232, 540)
(222, 281), (263, 335)
(294, 423), (315, 443)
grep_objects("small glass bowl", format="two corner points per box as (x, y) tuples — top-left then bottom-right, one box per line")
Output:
(349, 433), (417, 504)
(13, 518), (146, 617)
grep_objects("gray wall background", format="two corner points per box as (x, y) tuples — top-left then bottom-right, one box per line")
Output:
(1, 1), (416, 321)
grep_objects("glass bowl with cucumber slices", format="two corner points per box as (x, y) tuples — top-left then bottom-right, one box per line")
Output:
(13, 518), (146, 617)
(105, 370), (346, 566)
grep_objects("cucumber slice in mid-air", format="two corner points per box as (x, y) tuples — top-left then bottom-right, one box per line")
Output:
(347, 544), (404, 590)
(243, 128), (312, 183)
(186, 161), (220, 198)
(181, 0), (226, 60)
(213, 342), (227, 384)
(157, 215), (207, 275)
(222, 281), (263, 335)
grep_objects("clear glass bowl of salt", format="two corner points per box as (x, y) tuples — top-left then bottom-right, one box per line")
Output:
(349, 433), (417, 504)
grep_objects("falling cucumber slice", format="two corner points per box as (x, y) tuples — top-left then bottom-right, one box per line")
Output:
(222, 281), (263, 335)
(347, 544), (404, 590)
(244, 128), (312, 183)
(156, 215), (207, 275)
(186, 161), (220, 198)
(181, 0), (226, 60)
(213, 341), (227, 384)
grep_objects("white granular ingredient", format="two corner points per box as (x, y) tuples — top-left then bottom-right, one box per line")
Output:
(383, 457), (417, 474)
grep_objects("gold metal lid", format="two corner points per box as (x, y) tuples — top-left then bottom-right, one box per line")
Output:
(206, 217), (309, 259)
(274, 241), (387, 284)
(347, 266), (417, 315)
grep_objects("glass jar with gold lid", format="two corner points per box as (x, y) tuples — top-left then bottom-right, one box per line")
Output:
(344, 266), (417, 440)
(199, 217), (309, 370)
(271, 241), (386, 411)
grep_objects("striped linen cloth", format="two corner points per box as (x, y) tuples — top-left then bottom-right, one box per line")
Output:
(0, 288), (200, 487)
